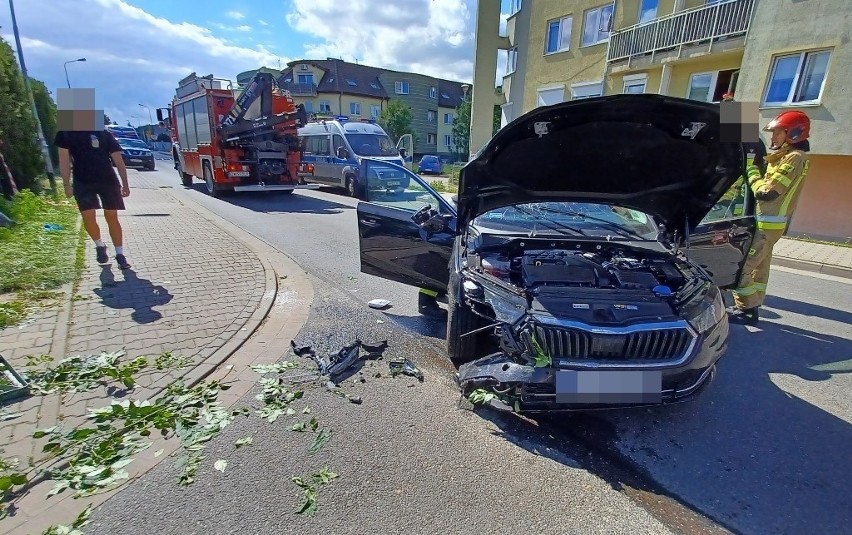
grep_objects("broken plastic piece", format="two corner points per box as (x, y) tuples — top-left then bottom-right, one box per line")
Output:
(326, 340), (362, 377)
(290, 340), (314, 357)
(388, 359), (424, 382)
(348, 396), (363, 405)
(361, 340), (388, 358)
(368, 299), (392, 310)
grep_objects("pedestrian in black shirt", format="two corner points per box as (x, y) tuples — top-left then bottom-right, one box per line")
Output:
(54, 98), (132, 269)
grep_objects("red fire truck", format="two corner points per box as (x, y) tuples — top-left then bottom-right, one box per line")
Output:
(156, 72), (319, 197)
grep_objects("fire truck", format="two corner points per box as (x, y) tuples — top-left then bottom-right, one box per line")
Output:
(156, 72), (319, 197)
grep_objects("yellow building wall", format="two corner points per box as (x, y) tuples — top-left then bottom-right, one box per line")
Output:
(617, 0), (679, 28)
(522, 0), (612, 111)
(437, 106), (456, 153)
(607, 67), (663, 95)
(666, 52), (744, 99)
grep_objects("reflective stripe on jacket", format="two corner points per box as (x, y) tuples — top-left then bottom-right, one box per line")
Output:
(748, 146), (809, 231)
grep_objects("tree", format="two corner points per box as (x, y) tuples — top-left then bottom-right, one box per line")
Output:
(378, 98), (413, 143)
(0, 36), (43, 191)
(30, 78), (57, 167)
(104, 113), (113, 125)
(451, 95), (471, 161)
(493, 104), (501, 136)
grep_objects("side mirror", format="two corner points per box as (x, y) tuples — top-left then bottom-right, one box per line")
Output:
(337, 147), (350, 159)
(399, 148), (407, 158)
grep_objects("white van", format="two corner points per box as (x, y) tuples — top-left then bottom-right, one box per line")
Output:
(298, 117), (409, 197)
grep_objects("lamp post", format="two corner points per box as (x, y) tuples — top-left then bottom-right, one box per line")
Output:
(63, 57), (86, 88)
(138, 103), (153, 141)
(9, 0), (56, 192)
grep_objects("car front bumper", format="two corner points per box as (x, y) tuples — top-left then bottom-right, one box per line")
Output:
(122, 154), (155, 168)
(456, 316), (728, 412)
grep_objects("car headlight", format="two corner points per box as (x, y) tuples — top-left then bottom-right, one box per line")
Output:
(687, 285), (726, 333)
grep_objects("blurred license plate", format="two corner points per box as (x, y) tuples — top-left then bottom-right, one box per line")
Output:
(555, 370), (662, 404)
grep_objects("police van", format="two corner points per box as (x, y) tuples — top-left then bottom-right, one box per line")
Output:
(298, 116), (409, 197)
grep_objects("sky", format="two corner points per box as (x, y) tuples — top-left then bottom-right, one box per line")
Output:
(1, 0), (512, 128)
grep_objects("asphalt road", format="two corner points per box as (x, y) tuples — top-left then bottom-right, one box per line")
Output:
(87, 169), (851, 535)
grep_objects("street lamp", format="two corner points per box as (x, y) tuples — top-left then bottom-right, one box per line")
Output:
(138, 103), (153, 125)
(63, 57), (87, 88)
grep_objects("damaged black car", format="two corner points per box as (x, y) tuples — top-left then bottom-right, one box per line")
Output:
(353, 94), (758, 411)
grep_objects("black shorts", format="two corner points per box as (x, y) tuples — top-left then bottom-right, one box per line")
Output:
(74, 178), (125, 212)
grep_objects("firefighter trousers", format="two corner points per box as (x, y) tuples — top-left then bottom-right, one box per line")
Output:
(732, 228), (785, 310)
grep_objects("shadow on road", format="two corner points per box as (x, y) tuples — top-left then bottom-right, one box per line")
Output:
(187, 184), (354, 215)
(551, 311), (852, 534)
(94, 267), (173, 324)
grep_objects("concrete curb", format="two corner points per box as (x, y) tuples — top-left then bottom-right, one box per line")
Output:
(772, 256), (852, 280)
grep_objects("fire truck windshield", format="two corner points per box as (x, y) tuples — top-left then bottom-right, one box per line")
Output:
(346, 134), (398, 157)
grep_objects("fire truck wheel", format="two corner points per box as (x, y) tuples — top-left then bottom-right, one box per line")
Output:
(203, 162), (222, 198)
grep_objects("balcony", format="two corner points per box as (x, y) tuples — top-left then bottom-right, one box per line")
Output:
(608, 0), (755, 65)
(278, 82), (318, 97)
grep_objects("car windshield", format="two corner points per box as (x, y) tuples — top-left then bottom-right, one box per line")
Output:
(346, 134), (398, 157)
(473, 202), (660, 241)
(120, 139), (148, 148)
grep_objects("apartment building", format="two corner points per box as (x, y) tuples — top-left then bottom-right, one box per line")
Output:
(470, 0), (850, 239)
(238, 60), (470, 160)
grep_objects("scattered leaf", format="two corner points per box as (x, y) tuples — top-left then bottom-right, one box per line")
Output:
(153, 449), (164, 458)
(214, 460), (228, 473)
(234, 437), (253, 448)
(309, 416), (319, 431)
(467, 388), (497, 405)
(308, 429), (332, 454)
(291, 422), (307, 432)
(302, 407), (311, 414)
(312, 468), (339, 485)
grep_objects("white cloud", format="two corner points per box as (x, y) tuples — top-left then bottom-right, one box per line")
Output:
(2, 0), (287, 126)
(226, 10), (245, 20)
(258, 19), (269, 26)
(236, 25), (252, 32)
(286, 0), (476, 83)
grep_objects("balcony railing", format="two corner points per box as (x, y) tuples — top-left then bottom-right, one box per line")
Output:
(608, 0), (755, 62)
(278, 82), (318, 96)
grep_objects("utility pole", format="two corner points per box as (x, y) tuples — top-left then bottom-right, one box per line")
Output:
(8, 0), (57, 193)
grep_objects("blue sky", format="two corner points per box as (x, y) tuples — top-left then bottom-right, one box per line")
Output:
(2, 0), (511, 127)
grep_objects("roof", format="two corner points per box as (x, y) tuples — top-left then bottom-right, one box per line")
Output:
(280, 59), (388, 99)
(437, 79), (468, 108)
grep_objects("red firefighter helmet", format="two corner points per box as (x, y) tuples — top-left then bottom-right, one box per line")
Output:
(763, 110), (810, 144)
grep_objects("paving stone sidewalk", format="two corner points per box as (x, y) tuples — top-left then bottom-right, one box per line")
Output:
(0, 174), (273, 529)
(774, 237), (852, 276)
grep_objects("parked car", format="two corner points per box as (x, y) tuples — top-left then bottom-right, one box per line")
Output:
(116, 138), (155, 171)
(418, 155), (444, 175)
(352, 94), (758, 411)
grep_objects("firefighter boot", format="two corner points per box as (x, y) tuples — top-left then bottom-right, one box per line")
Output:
(726, 305), (759, 326)
(418, 290), (447, 319)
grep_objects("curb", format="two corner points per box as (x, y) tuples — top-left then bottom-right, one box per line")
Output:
(772, 256), (852, 280)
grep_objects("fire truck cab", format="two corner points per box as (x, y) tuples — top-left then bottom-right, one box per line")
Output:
(157, 72), (319, 197)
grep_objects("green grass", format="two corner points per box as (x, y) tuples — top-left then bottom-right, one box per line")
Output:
(0, 190), (80, 327)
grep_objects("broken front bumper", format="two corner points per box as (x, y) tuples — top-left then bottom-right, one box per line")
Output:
(455, 352), (717, 412)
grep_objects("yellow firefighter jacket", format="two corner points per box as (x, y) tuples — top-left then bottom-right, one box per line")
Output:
(745, 145), (810, 232)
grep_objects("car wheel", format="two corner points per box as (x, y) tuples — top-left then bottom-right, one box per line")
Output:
(176, 158), (193, 187)
(203, 162), (221, 198)
(345, 174), (358, 198)
(447, 290), (483, 365)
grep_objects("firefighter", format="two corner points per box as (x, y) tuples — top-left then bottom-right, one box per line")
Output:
(418, 288), (446, 318)
(727, 110), (811, 325)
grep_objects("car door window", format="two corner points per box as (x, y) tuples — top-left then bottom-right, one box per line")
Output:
(700, 176), (749, 224)
(362, 160), (442, 212)
(332, 135), (347, 158)
(311, 135), (330, 156)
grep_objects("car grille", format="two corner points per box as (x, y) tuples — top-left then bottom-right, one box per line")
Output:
(125, 150), (149, 156)
(529, 325), (693, 363)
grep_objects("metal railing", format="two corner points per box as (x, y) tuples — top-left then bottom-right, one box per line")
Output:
(608, 0), (755, 62)
(278, 82), (318, 96)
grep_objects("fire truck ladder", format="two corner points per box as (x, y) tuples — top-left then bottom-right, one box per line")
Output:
(219, 72), (307, 142)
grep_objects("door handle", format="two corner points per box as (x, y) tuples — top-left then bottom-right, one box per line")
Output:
(359, 218), (380, 227)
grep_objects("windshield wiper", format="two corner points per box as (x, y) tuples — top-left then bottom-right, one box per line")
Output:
(536, 206), (657, 242)
(511, 205), (588, 238)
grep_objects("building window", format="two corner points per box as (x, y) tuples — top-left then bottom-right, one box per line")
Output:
(370, 104), (381, 118)
(764, 50), (831, 106)
(430, 86), (437, 98)
(572, 82), (603, 100)
(319, 100), (331, 113)
(545, 16), (572, 54)
(688, 69), (740, 102)
(346, 79), (357, 87)
(581, 3), (614, 47)
(427, 133), (436, 145)
(444, 135), (452, 147)
(304, 100), (314, 113)
(444, 112), (453, 124)
(427, 110), (436, 122)
(395, 81), (410, 94)
(510, 0), (522, 15)
(350, 102), (361, 116)
(639, 0), (658, 24)
(623, 74), (647, 94)
(537, 87), (565, 107)
(297, 74), (314, 85)
(507, 47), (518, 74)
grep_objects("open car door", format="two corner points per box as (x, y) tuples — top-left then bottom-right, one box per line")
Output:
(688, 174), (757, 289)
(396, 134), (413, 164)
(355, 158), (456, 293)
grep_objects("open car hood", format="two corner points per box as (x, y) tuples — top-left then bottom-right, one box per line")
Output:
(456, 94), (747, 239)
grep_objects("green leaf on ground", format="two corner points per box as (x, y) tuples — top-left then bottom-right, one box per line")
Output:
(251, 361), (298, 374)
(308, 429), (332, 455)
(312, 468), (339, 485)
(467, 388), (497, 405)
(291, 422), (307, 432)
(153, 449), (164, 458)
(234, 437), (253, 448)
(302, 406), (311, 414)
(214, 460), (227, 473)
(309, 416), (319, 431)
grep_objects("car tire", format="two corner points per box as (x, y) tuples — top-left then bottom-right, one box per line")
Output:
(345, 174), (358, 198)
(447, 290), (482, 366)
(175, 156), (193, 187)
(203, 162), (221, 198)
